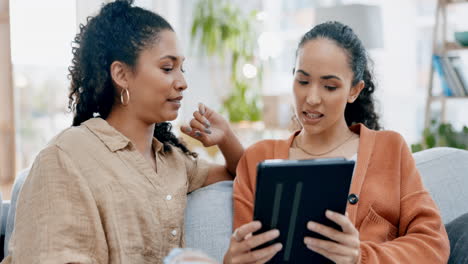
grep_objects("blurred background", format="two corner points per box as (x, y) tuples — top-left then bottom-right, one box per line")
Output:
(1, 0), (468, 197)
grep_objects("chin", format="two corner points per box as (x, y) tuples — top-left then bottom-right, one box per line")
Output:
(165, 111), (179, 121)
(301, 123), (327, 135)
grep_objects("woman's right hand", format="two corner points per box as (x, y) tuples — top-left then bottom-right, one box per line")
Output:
(223, 221), (283, 264)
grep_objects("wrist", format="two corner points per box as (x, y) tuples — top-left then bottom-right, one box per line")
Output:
(219, 126), (235, 147)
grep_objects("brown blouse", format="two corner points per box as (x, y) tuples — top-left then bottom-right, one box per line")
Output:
(3, 118), (211, 264)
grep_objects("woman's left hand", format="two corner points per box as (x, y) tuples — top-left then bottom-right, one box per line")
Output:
(181, 103), (231, 147)
(305, 210), (360, 264)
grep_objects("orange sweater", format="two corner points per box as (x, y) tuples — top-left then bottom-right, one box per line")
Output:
(233, 124), (449, 263)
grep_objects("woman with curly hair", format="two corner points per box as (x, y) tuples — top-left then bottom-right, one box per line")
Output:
(3, 1), (243, 263)
(225, 22), (450, 264)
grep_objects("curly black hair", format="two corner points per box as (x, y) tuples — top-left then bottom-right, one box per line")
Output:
(68, 0), (197, 157)
(297, 21), (381, 130)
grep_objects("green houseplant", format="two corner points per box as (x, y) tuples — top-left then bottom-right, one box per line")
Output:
(411, 121), (468, 152)
(190, 0), (262, 122)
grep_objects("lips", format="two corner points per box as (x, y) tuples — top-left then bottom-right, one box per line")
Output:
(301, 110), (324, 125)
(303, 111), (324, 119)
(167, 96), (183, 104)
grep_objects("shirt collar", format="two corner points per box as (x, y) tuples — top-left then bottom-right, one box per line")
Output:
(82, 117), (163, 153)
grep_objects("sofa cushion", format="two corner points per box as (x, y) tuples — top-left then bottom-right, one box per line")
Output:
(184, 181), (233, 262)
(414, 147), (468, 223)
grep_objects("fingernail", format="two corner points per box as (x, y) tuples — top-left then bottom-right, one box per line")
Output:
(204, 119), (211, 128)
(271, 229), (280, 237)
(306, 238), (316, 246)
(194, 131), (201, 137)
(204, 128), (212, 134)
(304, 237), (311, 245)
(199, 103), (205, 115)
(308, 222), (316, 230)
(184, 126), (192, 132)
(326, 210), (334, 217)
(275, 243), (283, 251)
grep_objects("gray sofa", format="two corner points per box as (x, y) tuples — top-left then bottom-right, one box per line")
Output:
(2, 147), (468, 262)
(184, 147), (468, 262)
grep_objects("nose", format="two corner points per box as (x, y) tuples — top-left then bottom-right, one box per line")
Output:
(305, 86), (321, 106)
(175, 73), (187, 91)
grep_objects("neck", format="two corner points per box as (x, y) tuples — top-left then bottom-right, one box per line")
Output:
(298, 118), (353, 152)
(105, 107), (155, 159)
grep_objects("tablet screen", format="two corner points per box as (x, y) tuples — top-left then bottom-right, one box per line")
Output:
(253, 158), (355, 263)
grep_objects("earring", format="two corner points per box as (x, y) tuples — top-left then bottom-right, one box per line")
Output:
(121, 87), (130, 106)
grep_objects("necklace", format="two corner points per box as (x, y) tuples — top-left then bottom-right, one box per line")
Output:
(294, 133), (356, 157)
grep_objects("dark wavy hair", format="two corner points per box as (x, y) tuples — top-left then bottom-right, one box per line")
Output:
(296, 21), (381, 130)
(68, 0), (196, 157)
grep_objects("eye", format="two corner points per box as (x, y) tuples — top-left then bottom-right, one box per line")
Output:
(181, 67), (185, 73)
(162, 67), (173, 72)
(297, 80), (309, 85)
(325, 85), (337, 91)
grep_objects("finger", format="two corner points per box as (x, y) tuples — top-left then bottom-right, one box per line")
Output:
(189, 119), (212, 135)
(233, 243), (282, 264)
(306, 244), (353, 264)
(198, 102), (206, 115)
(304, 237), (359, 257)
(180, 124), (203, 139)
(326, 210), (359, 235)
(236, 229), (280, 253)
(193, 111), (211, 128)
(307, 221), (346, 244)
(181, 125), (206, 139)
(253, 247), (281, 264)
(180, 125), (193, 135)
(234, 221), (262, 242)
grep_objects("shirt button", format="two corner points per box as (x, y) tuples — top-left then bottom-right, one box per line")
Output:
(166, 195), (172, 201)
(348, 193), (359, 205)
(171, 229), (177, 236)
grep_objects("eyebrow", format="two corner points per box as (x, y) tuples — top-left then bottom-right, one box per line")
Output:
(296, 70), (342, 81)
(159, 55), (185, 61)
(296, 69), (310, 76)
(321, 75), (342, 81)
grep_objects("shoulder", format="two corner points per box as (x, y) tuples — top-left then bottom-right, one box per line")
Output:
(244, 139), (281, 158)
(48, 125), (97, 151)
(364, 129), (411, 163)
(373, 129), (407, 148)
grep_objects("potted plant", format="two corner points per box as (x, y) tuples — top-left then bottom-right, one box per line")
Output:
(411, 121), (468, 152)
(190, 0), (262, 123)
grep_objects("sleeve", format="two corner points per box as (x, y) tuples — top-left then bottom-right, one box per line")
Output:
(5, 145), (108, 264)
(184, 153), (211, 193)
(233, 152), (256, 230)
(359, 136), (450, 264)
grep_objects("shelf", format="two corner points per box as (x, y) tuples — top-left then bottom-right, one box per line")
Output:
(444, 42), (468, 52)
(447, 0), (468, 5)
(425, 0), (468, 129)
(429, 95), (468, 100)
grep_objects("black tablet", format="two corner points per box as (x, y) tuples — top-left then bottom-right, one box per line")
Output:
(253, 158), (355, 264)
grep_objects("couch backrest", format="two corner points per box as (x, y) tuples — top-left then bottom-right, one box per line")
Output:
(184, 147), (468, 261)
(414, 147), (468, 223)
(4, 147), (467, 260)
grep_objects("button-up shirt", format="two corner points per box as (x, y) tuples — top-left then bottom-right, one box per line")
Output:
(3, 118), (211, 264)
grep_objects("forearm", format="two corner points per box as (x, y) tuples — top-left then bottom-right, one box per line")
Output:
(218, 128), (244, 177)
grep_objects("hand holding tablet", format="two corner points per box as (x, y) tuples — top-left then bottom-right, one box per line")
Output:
(252, 158), (356, 263)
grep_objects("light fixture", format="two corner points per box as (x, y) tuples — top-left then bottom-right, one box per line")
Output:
(315, 4), (384, 50)
(242, 63), (258, 79)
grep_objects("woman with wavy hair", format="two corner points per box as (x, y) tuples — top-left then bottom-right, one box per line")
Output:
(225, 22), (450, 264)
(3, 1), (243, 263)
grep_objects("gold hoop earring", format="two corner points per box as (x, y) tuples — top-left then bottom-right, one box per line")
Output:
(121, 88), (130, 106)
